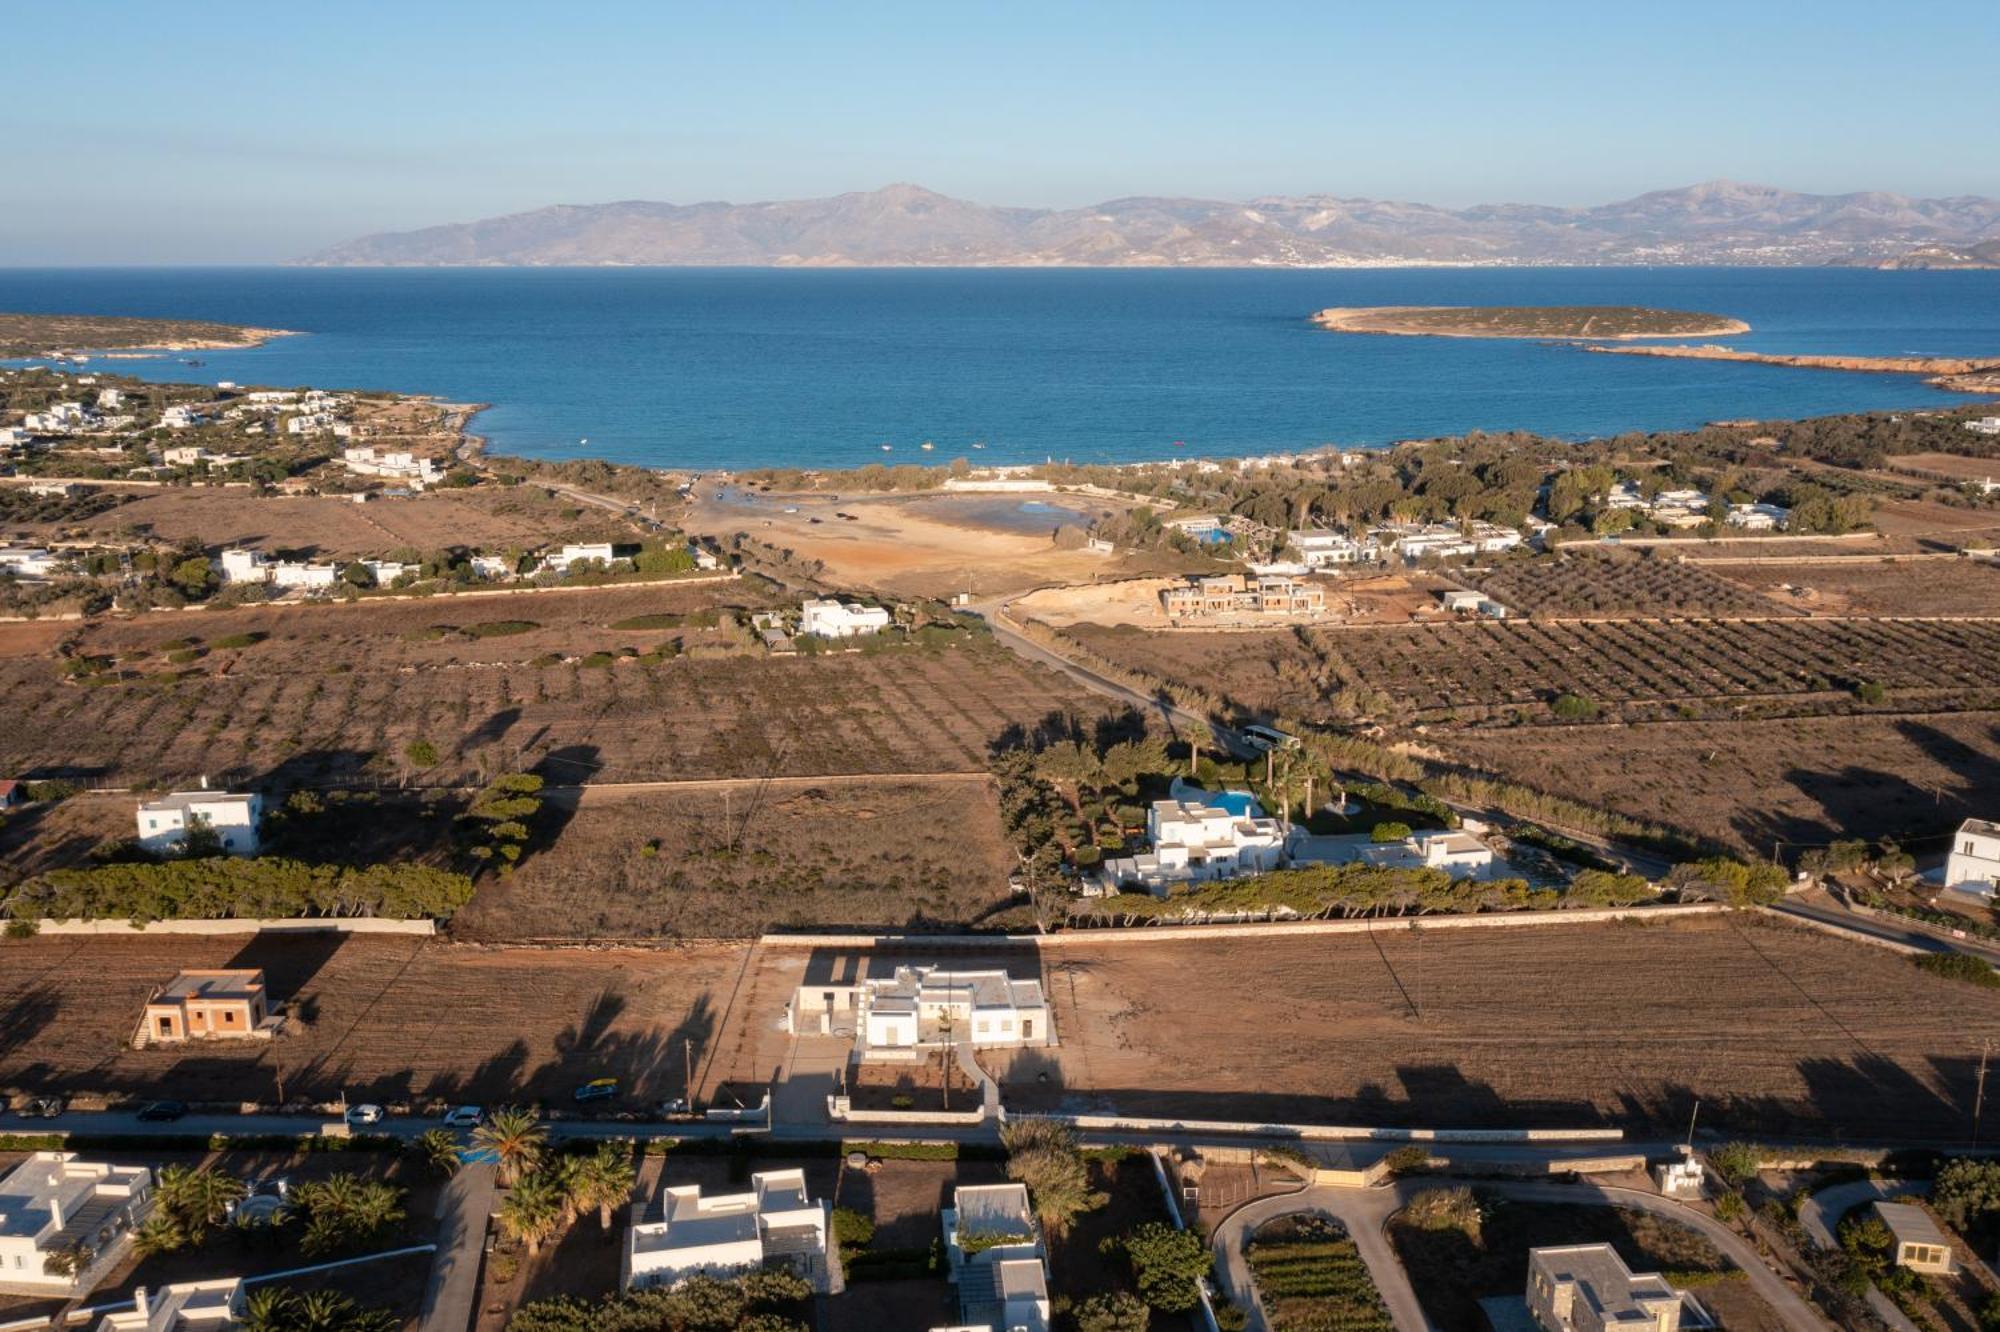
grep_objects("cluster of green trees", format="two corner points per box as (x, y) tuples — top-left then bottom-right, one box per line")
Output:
(6, 858), (475, 923)
(131, 1167), (404, 1261)
(461, 772), (546, 870)
(1664, 858), (1790, 906)
(465, 1110), (638, 1258)
(507, 1271), (810, 1332)
(240, 1288), (397, 1332)
(1000, 1119), (1106, 1239)
(1074, 863), (1561, 924)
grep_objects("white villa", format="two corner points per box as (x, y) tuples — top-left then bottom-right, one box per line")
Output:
(0, 548), (62, 579)
(1362, 828), (1498, 878)
(470, 554), (515, 579)
(95, 1278), (244, 1332)
(269, 560), (339, 590)
(1964, 416), (2000, 436)
(1378, 521), (1523, 562)
(943, 1183), (1048, 1332)
(1287, 529), (1380, 569)
(1097, 794), (1285, 894)
(1946, 818), (2000, 896)
(1726, 502), (1790, 531)
(1527, 1243), (1698, 1332)
(136, 789), (263, 857)
(788, 964), (1052, 1057)
(800, 599), (891, 638)
(622, 1169), (831, 1293)
(217, 549), (266, 583)
(0, 1153), (155, 1297)
(341, 447), (440, 486)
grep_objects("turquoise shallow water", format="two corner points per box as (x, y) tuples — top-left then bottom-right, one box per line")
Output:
(1, 266), (1995, 471)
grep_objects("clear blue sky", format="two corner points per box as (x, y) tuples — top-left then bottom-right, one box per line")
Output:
(9, 0), (1998, 264)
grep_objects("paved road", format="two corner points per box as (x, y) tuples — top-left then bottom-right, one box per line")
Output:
(1796, 1177), (1926, 1332)
(419, 1161), (496, 1332)
(1774, 894), (2000, 965)
(971, 597), (1259, 760)
(1212, 1175), (1832, 1332)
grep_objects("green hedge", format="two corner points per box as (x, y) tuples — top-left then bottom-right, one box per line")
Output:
(8, 858), (476, 923)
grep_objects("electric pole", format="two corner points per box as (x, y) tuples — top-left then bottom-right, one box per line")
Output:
(1685, 1099), (1700, 1148)
(1975, 1041), (1991, 1147)
(684, 1038), (695, 1111)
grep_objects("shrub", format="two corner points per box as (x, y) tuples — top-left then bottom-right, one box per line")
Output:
(1383, 1145), (1432, 1175)
(1934, 1157), (2000, 1231)
(1370, 820), (1412, 843)
(462, 620), (538, 638)
(1400, 1186), (1481, 1239)
(1551, 691), (1599, 720)
(210, 632), (265, 650)
(1912, 953), (2000, 988)
(1118, 1221), (1213, 1312)
(8, 858), (476, 923)
(1708, 1141), (1763, 1188)
(404, 739), (440, 768)
(831, 1207), (874, 1248)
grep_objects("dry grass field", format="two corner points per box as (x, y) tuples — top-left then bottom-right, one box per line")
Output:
(1439, 711), (2000, 853)
(1471, 551), (1793, 619)
(0, 485), (621, 558)
(1701, 555), (2000, 617)
(451, 776), (1024, 941)
(0, 934), (747, 1107)
(1887, 452), (2000, 483)
(0, 586), (1111, 790)
(997, 917), (2000, 1138)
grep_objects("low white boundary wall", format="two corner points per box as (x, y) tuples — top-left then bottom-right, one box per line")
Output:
(29, 916), (436, 937)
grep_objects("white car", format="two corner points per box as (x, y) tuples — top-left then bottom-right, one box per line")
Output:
(344, 1103), (385, 1127)
(442, 1105), (482, 1128)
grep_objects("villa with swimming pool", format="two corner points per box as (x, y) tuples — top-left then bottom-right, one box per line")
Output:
(1095, 788), (1286, 894)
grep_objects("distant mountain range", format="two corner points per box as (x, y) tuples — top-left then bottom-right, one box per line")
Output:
(300, 181), (2000, 269)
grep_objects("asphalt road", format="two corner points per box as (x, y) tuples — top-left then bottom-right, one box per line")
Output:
(1773, 894), (2000, 965)
(419, 1162), (495, 1332)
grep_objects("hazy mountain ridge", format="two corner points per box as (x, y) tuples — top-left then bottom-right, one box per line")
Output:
(300, 181), (2000, 268)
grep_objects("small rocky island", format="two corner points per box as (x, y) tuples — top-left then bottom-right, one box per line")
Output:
(0, 312), (293, 357)
(1311, 304), (1749, 339)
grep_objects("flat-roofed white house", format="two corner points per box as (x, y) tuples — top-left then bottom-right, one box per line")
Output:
(1726, 502), (1790, 531)
(1946, 819), (2000, 896)
(1527, 1243), (1699, 1332)
(136, 789), (263, 857)
(1097, 795), (1285, 894)
(789, 964), (1052, 1056)
(1288, 529), (1379, 568)
(944, 1184), (1049, 1332)
(95, 1278), (244, 1332)
(1871, 1201), (1955, 1275)
(0, 1153), (155, 1297)
(269, 560), (338, 590)
(800, 599), (891, 638)
(622, 1169), (831, 1293)
(0, 548), (62, 579)
(1363, 828), (1498, 878)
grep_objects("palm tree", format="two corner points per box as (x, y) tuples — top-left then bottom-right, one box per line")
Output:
(496, 1172), (563, 1255)
(241, 1288), (298, 1332)
(132, 1212), (189, 1258)
(548, 1153), (586, 1226)
(417, 1128), (462, 1179)
(471, 1106), (546, 1187)
(580, 1143), (636, 1230)
(295, 1290), (357, 1332)
(154, 1165), (245, 1240)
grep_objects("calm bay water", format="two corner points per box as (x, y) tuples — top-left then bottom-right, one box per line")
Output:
(1, 266), (1995, 471)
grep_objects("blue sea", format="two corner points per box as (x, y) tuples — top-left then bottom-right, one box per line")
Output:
(1, 267), (1996, 472)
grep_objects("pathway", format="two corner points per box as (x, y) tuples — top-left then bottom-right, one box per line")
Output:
(1797, 1177), (1927, 1332)
(419, 1162), (496, 1332)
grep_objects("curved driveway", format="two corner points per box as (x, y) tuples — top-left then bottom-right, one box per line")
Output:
(1212, 1176), (1831, 1332)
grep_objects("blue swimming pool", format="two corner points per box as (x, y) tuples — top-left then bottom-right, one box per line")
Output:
(1206, 791), (1264, 818)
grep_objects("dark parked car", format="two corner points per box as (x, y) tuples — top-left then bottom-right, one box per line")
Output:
(572, 1078), (619, 1103)
(136, 1100), (188, 1122)
(16, 1096), (63, 1119)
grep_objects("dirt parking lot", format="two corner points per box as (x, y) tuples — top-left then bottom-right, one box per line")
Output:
(993, 916), (2000, 1139)
(0, 933), (748, 1108)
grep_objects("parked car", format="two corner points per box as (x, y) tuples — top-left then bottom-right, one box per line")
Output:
(344, 1103), (385, 1127)
(16, 1096), (63, 1119)
(442, 1105), (483, 1128)
(572, 1078), (619, 1103)
(655, 1097), (690, 1118)
(136, 1100), (188, 1122)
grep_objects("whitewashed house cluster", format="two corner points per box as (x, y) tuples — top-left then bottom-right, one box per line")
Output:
(943, 1183), (1049, 1332)
(0, 547), (64, 579)
(787, 964), (1052, 1056)
(1097, 793), (1286, 893)
(341, 446), (439, 485)
(1287, 528), (1381, 569)
(23, 402), (97, 434)
(621, 1169), (831, 1293)
(135, 788), (263, 857)
(0, 1153), (155, 1297)
(217, 548), (340, 590)
(1375, 520), (1523, 562)
(800, 598), (891, 638)
(1725, 502), (1790, 531)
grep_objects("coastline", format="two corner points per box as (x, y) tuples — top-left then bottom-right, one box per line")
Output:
(1582, 343), (2000, 393)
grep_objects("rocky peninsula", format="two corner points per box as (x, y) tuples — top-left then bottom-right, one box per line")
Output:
(1584, 343), (2000, 393)
(0, 312), (295, 358)
(1311, 305), (1749, 340)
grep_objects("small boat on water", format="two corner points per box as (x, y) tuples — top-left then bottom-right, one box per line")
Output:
(920, 441), (934, 451)
(972, 442), (985, 449)
(880, 443), (893, 452)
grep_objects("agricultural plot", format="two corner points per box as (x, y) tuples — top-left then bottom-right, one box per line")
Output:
(1470, 552), (1792, 619)
(0, 934), (747, 1107)
(450, 777), (1024, 941)
(1324, 618), (2000, 721)
(998, 917), (2000, 1139)
(1247, 1216), (1392, 1332)
(0, 589), (1113, 790)
(1440, 711), (2000, 854)
(1061, 623), (1326, 719)
(2, 485), (616, 559)
(1700, 556), (2000, 618)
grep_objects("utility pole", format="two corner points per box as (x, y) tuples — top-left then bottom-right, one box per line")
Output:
(1976, 1041), (1991, 1148)
(683, 1038), (695, 1110)
(1685, 1099), (1701, 1149)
